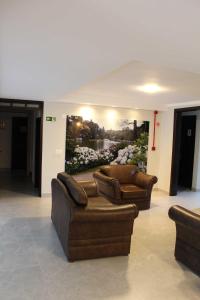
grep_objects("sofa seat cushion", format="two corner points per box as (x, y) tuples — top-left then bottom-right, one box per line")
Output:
(120, 184), (147, 199)
(87, 196), (117, 209)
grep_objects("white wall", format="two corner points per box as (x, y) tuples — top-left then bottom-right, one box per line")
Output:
(156, 108), (174, 192)
(42, 102), (161, 194)
(42, 102), (67, 194)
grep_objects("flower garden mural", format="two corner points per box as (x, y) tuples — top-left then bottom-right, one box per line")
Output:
(65, 115), (149, 174)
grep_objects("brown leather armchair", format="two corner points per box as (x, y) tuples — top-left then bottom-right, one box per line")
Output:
(169, 205), (200, 276)
(51, 172), (139, 261)
(93, 165), (158, 210)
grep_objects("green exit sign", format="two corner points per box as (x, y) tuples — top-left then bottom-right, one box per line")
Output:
(46, 116), (56, 122)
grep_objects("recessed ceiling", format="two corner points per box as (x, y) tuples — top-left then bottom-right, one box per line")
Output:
(63, 61), (200, 110)
(1, 0), (200, 109)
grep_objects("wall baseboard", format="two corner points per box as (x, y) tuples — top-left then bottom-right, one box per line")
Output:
(42, 193), (51, 197)
(153, 187), (169, 195)
(192, 188), (200, 192)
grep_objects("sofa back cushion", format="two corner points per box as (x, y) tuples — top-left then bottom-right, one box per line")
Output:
(100, 165), (138, 184)
(57, 172), (88, 206)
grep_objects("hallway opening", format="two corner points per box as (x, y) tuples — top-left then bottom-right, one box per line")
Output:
(170, 107), (200, 195)
(0, 100), (43, 196)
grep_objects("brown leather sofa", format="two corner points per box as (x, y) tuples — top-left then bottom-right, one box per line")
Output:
(169, 205), (200, 276)
(51, 172), (139, 261)
(93, 165), (158, 210)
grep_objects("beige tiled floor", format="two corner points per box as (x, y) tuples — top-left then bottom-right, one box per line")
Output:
(0, 185), (200, 299)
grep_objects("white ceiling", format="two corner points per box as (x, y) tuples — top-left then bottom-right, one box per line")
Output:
(1, 0), (200, 110)
(64, 61), (200, 110)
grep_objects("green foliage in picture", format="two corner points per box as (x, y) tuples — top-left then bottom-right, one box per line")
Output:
(65, 115), (149, 174)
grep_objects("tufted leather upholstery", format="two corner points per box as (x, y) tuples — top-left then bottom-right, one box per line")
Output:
(93, 165), (158, 210)
(51, 173), (139, 261)
(169, 205), (200, 276)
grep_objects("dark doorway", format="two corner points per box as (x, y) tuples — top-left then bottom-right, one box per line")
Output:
(0, 99), (43, 196)
(11, 117), (28, 170)
(178, 115), (196, 189)
(170, 107), (200, 196)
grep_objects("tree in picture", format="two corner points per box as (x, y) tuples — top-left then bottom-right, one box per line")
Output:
(65, 115), (149, 174)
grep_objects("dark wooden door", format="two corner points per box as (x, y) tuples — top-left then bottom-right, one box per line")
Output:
(34, 117), (41, 190)
(178, 115), (196, 189)
(11, 117), (28, 170)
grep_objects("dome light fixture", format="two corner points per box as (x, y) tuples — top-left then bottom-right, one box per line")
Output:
(137, 83), (165, 94)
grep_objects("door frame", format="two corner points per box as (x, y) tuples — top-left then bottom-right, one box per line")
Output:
(170, 106), (200, 196)
(0, 99), (44, 196)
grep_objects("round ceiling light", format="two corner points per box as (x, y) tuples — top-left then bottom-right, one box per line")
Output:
(137, 83), (166, 94)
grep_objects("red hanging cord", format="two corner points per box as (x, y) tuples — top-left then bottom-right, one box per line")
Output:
(152, 111), (158, 151)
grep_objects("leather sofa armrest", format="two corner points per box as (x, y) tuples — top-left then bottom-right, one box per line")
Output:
(168, 205), (200, 231)
(51, 178), (75, 224)
(78, 180), (98, 197)
(71, 204), (139, 223)
(93, 171), (118, 184)
(133, 172), (158, 190)
(93, 171), (121, 200)
(51, 179), (74, 209)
